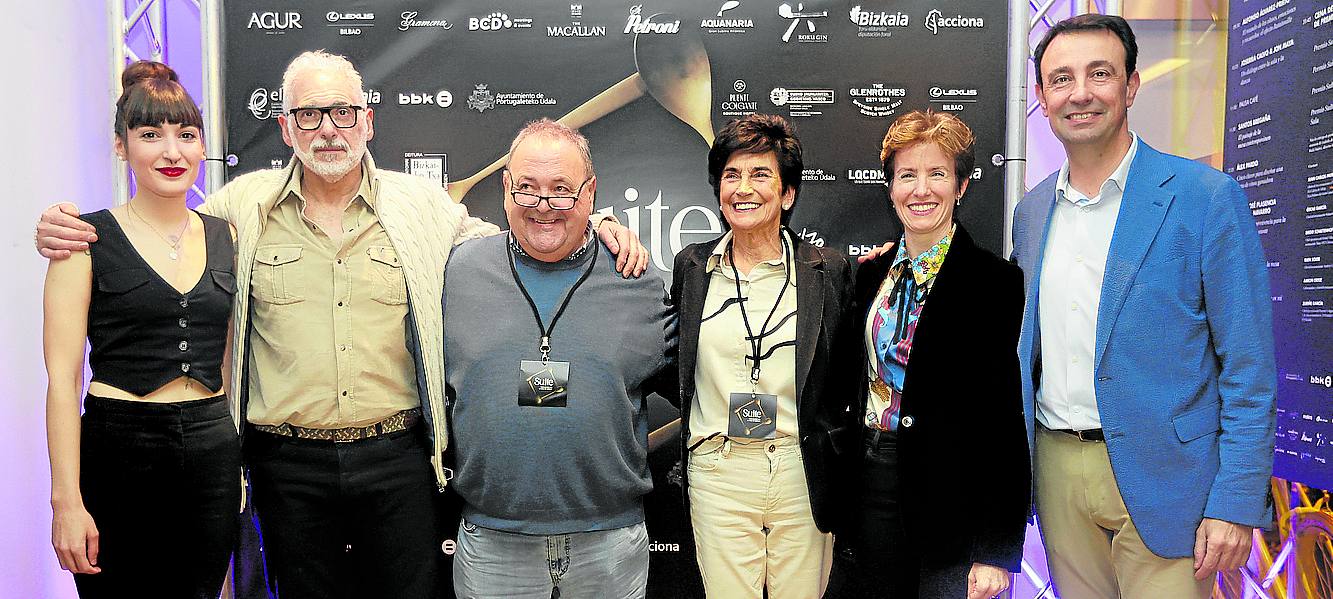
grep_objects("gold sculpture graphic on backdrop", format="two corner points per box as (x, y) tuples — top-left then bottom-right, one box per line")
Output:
(447, 14), (714, 201)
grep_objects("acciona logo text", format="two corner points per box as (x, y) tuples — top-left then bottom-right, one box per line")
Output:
(923, 9), (984, 34)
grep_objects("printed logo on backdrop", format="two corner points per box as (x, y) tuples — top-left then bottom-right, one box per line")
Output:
(549, 4), (607, 37)
(795, 227), (826, 247)
(248, 11), (302, 34)
(625, 5), (680, 34)
(404, 152), (448, 187)
(467, 84), (557, 113)
(399, 11), (453, 32)
(701, 1), (755, 34)
(720, 79), (759, 117)
(326, 11), (374, 36)
(598, 187), (725, 272)
(929, 86), (979, 112)
(249, 88), (283, 120)
(801, 166), (837, 183)
(923, 9), (985, 35)
(778, 3), (828, 43)
(398, 90), (453, 108)
(849, 5), (908, 38)
(769, 87), (835, 118)
(847, 167), (886, 185)
(850, 84), (907, 118)
(468, 12), (534, 31)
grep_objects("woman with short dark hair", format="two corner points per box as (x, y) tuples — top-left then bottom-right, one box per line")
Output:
(670, 113), (859, 598)
(43, 60), (240, 598)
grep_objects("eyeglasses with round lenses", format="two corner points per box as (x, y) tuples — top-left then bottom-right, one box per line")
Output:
(288, 105), (364, 131)
(507, 173), (592, 211)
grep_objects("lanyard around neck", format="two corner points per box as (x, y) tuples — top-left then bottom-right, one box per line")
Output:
(727, 234), (791, 388)
(506, 236), (599, 363)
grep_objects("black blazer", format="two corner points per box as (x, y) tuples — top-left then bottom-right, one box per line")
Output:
(669, 232), (860, 533)
(850, 224), (1031, 570)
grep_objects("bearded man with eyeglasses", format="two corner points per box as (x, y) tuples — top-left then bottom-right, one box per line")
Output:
(35, 51), (647, 599)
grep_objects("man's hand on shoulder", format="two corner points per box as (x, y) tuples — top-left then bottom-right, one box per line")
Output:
(1193, 518), (1254, 580)
(596, 219), (648, 278)
(37, 203), (96, 260)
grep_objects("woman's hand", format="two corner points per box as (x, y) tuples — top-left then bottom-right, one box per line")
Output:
(967, 562), (1009, 599)
(52, 503), (101, 574)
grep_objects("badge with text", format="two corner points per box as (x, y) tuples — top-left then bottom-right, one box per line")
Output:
(728, 393), (777, 439)
(518, 360), (570, 407)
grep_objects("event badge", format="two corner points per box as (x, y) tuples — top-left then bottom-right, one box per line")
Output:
(728, 393), (777, 439)
(518, 360), (570, 407)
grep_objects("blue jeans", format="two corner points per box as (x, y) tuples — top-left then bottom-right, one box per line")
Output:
(453, 520), (648, 599)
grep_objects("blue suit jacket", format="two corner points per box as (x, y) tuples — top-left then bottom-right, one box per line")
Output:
(1011, 141), (1276, 558)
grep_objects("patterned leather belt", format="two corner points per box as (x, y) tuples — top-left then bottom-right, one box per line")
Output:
(253, 408), (421, 442)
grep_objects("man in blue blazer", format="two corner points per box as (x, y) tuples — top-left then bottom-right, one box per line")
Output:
(1011, 14), (1276, 599)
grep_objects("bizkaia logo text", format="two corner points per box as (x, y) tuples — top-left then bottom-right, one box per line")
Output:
(400, 11), (453, 31)
(248, 11), (301, 33)
(779, 2), (828, 43)
(549, 4), (607, 37)
(468, 12), (533, 31)
(849, 5), (908, 38)
(923, 9), (984, 35)
(625, 5), (680, 34)
(701, 1), (754, 34)
(325, 11), (373, 36)
(248, 88), (381, 120)
(398, 90), (453, 108)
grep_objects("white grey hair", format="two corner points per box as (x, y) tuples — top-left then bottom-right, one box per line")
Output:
(281, 50), (364, 111)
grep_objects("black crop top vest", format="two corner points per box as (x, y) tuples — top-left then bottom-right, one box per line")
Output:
(82, 209), (236, 396)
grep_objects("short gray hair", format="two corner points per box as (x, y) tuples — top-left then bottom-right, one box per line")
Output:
(281, 50), (364, 111)
(506, 118), (595, 179)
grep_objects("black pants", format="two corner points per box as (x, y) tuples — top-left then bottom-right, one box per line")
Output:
(74, 394), (241, 599)
(244, 425), (443, 599)
(848, 429), (968, 599)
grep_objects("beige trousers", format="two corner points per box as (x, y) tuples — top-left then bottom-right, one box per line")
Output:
(687, 436), (833, 599)
(1035, 426), (1213, 599)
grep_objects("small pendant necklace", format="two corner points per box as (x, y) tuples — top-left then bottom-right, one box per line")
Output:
(127, 201), (190, 261)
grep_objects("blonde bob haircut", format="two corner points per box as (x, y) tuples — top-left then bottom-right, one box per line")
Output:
(879, 109), (976, 193)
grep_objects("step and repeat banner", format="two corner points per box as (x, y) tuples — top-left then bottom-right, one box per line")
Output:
(1224, 0), (1333, 490)
(223, 1), (1010, 597)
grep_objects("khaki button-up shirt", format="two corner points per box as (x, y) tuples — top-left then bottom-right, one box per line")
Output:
(690, 230), (799, 445)
(246, 168), (418, 428)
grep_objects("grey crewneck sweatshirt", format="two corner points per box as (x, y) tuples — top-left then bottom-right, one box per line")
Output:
(442, 234), (678, 534)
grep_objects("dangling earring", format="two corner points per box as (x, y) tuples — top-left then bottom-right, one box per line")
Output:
(955, 195), (962, 207)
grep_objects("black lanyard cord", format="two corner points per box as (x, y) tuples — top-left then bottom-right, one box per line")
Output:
(727, 233), (792, 385)
(507, 236), (599, 363)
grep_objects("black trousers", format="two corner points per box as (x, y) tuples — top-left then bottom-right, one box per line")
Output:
(244, 425), (443, 599)
(847, 429), (969, 599)
(74, 394), (241, 599)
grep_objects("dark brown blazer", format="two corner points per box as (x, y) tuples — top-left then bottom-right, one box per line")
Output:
(850, 224), (1031, 570)
(669, 232), (860, 533)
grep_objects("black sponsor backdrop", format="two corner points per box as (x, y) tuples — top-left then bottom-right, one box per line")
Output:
(1224, 0), (1333, 490)
(225, 1), (1009, 597)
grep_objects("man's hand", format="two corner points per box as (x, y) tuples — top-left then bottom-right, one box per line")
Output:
(596, 219), (648, 277)
(1193, 518), (1253, 580)
(37, 203), (96, 259)
(857, 240), (895, 263)
(967, 562), (1010, 599)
